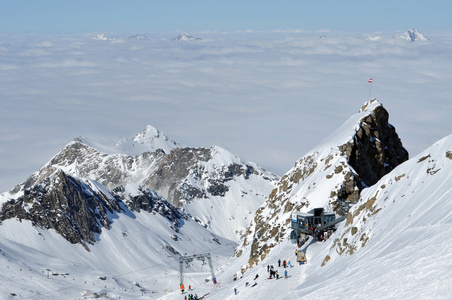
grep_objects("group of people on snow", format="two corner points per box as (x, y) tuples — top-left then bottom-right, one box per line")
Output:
(184, 293), (198, 300)
(182, 284), (197, 300)
(267, 259), (290, 280)
(234, 258), (292, 295)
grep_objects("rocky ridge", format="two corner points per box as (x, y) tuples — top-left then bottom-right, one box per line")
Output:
(235, 99), (409, 268)
(9, 125), (276, 210)
(3, 126), (278, 243)
(323, 135), (452, 266)
(0, 168), (183, 250)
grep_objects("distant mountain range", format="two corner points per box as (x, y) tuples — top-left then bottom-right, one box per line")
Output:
(91, 29), (430, 44)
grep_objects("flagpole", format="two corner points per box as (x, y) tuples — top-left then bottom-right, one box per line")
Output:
(368, 78), (373, 99)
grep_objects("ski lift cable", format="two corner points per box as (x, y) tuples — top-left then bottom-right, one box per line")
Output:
(22, 241), (237, 299)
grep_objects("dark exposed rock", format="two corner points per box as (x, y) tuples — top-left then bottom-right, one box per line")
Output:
(112, 185), (183, 226)
(143, 148), (266, 206)
(0, 168), (185, 250)
(43, 140), (166, 191)
(207, 181), (229, 196)
(338, 104), (409, 188)
(143, 147), (212, 206)
(24, 134), (276, 212)
(0, 168), (120, 250)
(239, 100), (409, 267)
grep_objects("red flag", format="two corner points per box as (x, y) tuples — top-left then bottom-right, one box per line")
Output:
(368, 78), (373, 83)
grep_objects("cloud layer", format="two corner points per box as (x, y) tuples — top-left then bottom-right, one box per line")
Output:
(1, 30), (451, 191)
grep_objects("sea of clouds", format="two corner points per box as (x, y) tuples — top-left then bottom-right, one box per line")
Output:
(1, 30), (451, 192)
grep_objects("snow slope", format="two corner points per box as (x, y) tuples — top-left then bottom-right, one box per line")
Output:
(195, 134), (452, 300)
(178, 145), (277, 241)
(1, 107), (451, 299)
(0, 191), (236, 299)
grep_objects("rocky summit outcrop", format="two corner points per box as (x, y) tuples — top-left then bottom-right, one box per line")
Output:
(339, 101), (409, 188)
(236, 99), (408, 269)
(0, 167), (184, 250)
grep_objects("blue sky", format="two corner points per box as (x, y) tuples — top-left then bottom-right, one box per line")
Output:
(2, 1), (452, 34)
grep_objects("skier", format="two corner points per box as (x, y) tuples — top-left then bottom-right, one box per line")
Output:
(278, 259), (281, 267)
(284, 270), (288, 279)
(283, 260), (287, 268)
(234, 288), (238, 295)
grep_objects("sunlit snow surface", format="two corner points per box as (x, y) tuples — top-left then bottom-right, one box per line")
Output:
(204, 134), (452, 300)
(1, 131), (451, 298)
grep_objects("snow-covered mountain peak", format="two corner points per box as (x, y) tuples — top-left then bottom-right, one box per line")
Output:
(237, 99), (408, 268)
(394, 28), (429, 42)
(313, 98), (382, 156)
(92, 33), (112, 41)
(129, 124), (180, 153)
(358, 98), (381, 113)
(3, 123), (278, 244)
(72, 136), (115, 154)
(72, 125), (180, 156)
(172, 33), (201, 41)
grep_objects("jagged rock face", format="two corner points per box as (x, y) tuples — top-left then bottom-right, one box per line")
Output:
(5, 134), (277, 244)
(237, 100), (409, 268)
(323, 137), (452, 266)
(32, 141), (275, 210)
(144, 147), (266, 206)
(0, 168), (120, 250)
(339, 103), (409, 188)
(143, 147), (212, 205)
(41, 141), (166, 191)
(112, 185), (182, 228)
(0, 168), (184, 250)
